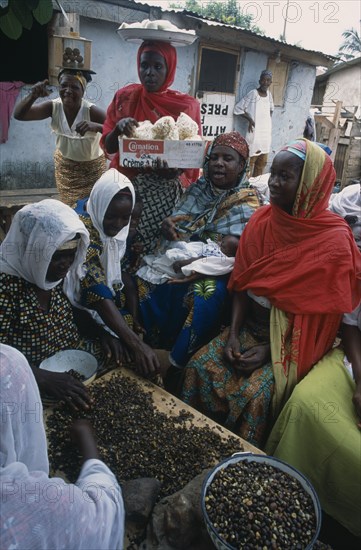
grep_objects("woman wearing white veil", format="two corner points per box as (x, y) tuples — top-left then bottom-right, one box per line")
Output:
(67, 168), (160, 377)
(0, 199), (125, 408)
(0, 343), (125, 550)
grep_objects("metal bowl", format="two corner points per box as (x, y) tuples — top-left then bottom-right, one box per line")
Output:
(201, 452), (322, 550)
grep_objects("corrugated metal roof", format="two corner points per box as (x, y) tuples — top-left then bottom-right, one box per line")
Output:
(131, 0), (336, 62)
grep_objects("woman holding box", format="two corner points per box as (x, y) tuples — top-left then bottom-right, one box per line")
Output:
(101, 40), (202, 256)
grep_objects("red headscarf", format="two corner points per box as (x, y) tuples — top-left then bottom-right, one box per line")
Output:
(137, 41), (177, 92)
(229, 139), (361, 409)
(101, 41), (201, 185)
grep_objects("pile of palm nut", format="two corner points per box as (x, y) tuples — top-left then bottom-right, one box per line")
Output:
(47, 372), (243, 499)
(204, 460), (317, 549)
(66, 369), (86, 382)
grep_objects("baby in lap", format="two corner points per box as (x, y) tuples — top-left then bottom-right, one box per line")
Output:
(137, 235), (239, 285)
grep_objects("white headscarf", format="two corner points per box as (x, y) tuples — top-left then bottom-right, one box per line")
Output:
(330, 183), (361, 253)
(86, 168), (135, 293)
(0, 199), (89, 290)
(330, 183), (361, 223)
(0, 343), (125, 550)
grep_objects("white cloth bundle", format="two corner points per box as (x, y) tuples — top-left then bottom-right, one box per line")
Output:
(137, 239), (234, 284)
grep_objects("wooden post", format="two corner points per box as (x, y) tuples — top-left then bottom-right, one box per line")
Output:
(341, 138), (352, 188)
(332, 100), (342, 127)
(328, 128), (341, 161)
(328, 100), (342, 160)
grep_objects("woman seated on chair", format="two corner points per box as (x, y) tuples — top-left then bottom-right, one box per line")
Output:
(181, 139), (361, 447)
(0, 199), (122, 409)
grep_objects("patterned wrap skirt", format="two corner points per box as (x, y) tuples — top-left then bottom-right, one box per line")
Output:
(54, 149), (106, 207)
(137, 275), (231, 368)
(181, 321), (274, 447)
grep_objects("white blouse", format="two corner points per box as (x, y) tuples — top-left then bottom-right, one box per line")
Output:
(51, 98), (103, 161)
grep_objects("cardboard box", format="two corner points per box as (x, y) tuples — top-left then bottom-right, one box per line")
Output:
(119, 138), (207, 169)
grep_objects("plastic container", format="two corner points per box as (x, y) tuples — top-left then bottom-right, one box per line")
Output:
(39, 350), (98, 405)
(201, 452), (322, 550)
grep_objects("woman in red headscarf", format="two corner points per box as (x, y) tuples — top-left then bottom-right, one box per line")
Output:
(101, 41), (202, 256)
(181, 139), (361, 447)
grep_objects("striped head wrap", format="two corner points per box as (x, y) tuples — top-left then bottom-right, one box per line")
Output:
(212, 131), (249, 162)
(279, 138), (336, 218)
(280, 139), (307, 161)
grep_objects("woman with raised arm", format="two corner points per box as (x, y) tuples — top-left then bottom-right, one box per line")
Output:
(14, 68), (106, 206)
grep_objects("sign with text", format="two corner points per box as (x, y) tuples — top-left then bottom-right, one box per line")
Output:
(199, 93), (235, 139)
(119, 138), (206, 169)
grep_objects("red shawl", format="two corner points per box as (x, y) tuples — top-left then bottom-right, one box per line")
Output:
(101, 41), (201, 186)
(229, 140), (361, 384)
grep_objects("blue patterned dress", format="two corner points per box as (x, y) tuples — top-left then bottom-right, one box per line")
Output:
(137, 178), (261, 367)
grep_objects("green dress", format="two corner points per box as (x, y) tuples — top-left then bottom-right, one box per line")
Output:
(266, 347), (361, 537)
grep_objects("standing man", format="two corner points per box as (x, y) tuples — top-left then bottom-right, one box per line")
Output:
(234, 70), (274, 177)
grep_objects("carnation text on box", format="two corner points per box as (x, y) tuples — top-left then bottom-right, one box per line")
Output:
(119, 138), (206, 169)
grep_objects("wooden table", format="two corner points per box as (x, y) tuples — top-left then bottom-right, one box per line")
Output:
(44, 367), (261, 454)
(44, 368), (262, 549)
(0, 187), (59, 238)
(98, 367), (261, 451)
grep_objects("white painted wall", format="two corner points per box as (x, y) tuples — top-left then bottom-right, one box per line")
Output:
(324, 64), (361, 112)
(234, 52), (315, 172)
(271, 62), (316, 155)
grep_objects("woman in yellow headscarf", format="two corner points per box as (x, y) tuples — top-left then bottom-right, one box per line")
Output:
(182, 140), (361, 447)
(266, 183), (361, 538)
